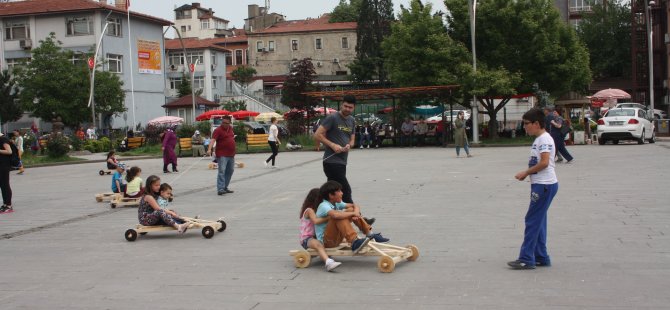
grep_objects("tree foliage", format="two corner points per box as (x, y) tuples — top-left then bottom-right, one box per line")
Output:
(0, 70), (22, 125)
(349, 0), (394, 84)
(330, 0), (362, 22)
(444, 0), (591, 138)
(221, 99), (247, 112)
(15, 33), (125, 127)
(231, 65), (257, 93)
(576, 0), (631, 79)
(178, 73), (192, 98)
(281, 58), (317, 109)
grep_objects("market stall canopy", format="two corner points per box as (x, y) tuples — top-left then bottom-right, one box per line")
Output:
(589, 88), (631, 108)
(255, 112), (284, 122)
(195, 109), (231, 121)
(148, 116), (183, 126)
(413, 105), (443, 115)
(231, 110), (260, 119)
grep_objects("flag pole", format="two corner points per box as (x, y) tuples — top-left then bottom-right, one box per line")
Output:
(126, 0), (137, 130)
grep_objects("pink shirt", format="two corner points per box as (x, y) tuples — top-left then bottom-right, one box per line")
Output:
(299, 209), (316, 243)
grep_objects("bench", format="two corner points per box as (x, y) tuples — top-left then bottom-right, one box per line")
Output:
(178, 138), (192, 157)
(126, 137), (145, 150)
(246, 133), (269, 151)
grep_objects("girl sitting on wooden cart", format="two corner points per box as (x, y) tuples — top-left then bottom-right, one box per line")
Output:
(124, 166), (143, 198)
(138, 175), (188, 233)
(299, 188), (342, 272)
(106, 151), (119, 170)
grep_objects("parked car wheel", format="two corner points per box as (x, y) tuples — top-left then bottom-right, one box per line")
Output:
(598, 138), (607, 145)
(638, 130), (645, 144)
(648, 132), (656, 144)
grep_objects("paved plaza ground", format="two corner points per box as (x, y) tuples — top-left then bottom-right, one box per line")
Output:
(1, 140), (669, 309)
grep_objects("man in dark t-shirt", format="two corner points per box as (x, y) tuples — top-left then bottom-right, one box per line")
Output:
(314, 96), (357, 203)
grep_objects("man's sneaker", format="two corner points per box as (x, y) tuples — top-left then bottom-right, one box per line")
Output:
(351, 237), (370, 254)
(364, 217), (376, 226)
(0, 205), (14, 214)
(566, 159), (574, 164)
(325, 259), (342, 272)
(507, 260), (535, 270)
(556, 158), (564, 163)
(368, 232), (390, 243)
(263, 161), (268, 168)
(217, 191), (226, 196)
(224, 189), (234, 194)
(535, 261), (551, 267)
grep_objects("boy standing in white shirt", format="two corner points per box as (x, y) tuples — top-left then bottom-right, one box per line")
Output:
(509, 108), (559, 270)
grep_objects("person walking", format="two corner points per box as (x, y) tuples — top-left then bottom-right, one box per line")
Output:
(264, 117), (281, 168)
(161, 127), (178, 173)
(453, 111), (472, 157)
(314, 95), (357, 204)
(12, 130), (25, 174)
(543, 106), (563, 162)
(208, 115), (236, 196)
(550, 108), (574, 163)
(508, 108), (559, 269)
(0, 133), (14, 214)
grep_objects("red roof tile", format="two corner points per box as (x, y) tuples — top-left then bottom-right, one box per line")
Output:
(250, 15), (356, 35)
(165, 37), (247, 52)
(163, 95), (219, 108)
(0, 0), (172, 25)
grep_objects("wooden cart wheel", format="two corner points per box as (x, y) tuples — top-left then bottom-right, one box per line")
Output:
(293, 250), (311, 268)
(110, 203), (117, 208)
(124, 229), (137, 242)
(99, 170), (105, 176)
(202, 226), (215, 239)
(406, 244), (419, 261)
(217, 220), (227, 232)
(96, 197), (102, 202)
(377, 256), (395, 273)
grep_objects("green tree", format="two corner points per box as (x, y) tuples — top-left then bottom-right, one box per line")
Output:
(330, 0), (362, 22)
(445, 0), (591, 138)
(177, 73), (193, 98)
(231, 65), (257, 94)
(222, 99), (247, 112)
(576, 0), (631, 79)
(15, 33), (126, 127)
(349, 0), (394, 84)
(0, 70), (22, 126)
(281, 58), (317, 109)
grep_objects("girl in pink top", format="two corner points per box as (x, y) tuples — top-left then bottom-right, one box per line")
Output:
(299, 188), (342, 272)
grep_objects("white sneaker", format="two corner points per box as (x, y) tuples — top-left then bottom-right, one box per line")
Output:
(359, 145), (363, 149)
(263, 161), (268, 168)
(325, 259), (342, 271)
(367, 145), (370, 148)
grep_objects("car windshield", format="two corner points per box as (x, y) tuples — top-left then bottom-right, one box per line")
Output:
(606, 109), (635, 117)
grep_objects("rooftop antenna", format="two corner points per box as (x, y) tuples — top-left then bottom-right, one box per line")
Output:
(265, 0), (270, 14)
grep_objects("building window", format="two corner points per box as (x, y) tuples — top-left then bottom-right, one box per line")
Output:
(212, 77), (217, 89)
(187, 52), (204, 65)
(66, 16), (94, 36)
(193, 76), (205, 90)
(315, 38), (322, 50)
(181, 25), (187, 33)
(170, 77), (182, 89)
(225, 52), (232, 66)
(4, 20), (30, 40)
(70, 53), (85, 65)
(211, 52), (217, 65)
(200, 20), (210, 30)
(268, 41), (275, 52)
(106, 17), (122, 37)
(341, 37), (349, 49)
(106, 54), (122, 73)
(235, 50), (243, 65)
(5, 58), (29, 72)
(256, 41), (264, 52)
(291, 39), (299, 51)
(176, 10), (192, 20)
(188, 25), (192, 31)
(336, 70), (348, 75)
(178, 108), (186, 119)
(168, 53), (184, 66)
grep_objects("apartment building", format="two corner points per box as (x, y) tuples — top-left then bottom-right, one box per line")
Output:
(0, 0), (171, 130)
(173, 2), (233, 39)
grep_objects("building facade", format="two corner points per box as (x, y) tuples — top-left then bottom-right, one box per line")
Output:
(173, 2), (233, 39)
(0, 0), (171, 131)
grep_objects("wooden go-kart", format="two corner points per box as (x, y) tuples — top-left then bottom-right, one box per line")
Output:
(124, 216), (227, 241)
(110, 194), (140, 208)
(99, 169), (113, 176)
(95, 192), (116, 202)
(290, 241), (419, 273)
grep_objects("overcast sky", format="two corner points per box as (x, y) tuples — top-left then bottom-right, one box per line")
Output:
(128, 0), (447, 32)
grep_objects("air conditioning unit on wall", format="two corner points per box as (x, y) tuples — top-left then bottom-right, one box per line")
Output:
(332, 58), (339, 63)
(170, 64), (177, 71)
(19, 39), (32, 49)
(316, 61), (322, 67)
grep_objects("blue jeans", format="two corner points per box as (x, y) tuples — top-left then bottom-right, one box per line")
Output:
(456, 143), (470, 156)
(216, 156), (235, 192)
(519, 183), (558, 266)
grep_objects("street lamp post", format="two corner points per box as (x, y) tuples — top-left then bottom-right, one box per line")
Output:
(646, 0), (656, 115)
(468, 0), (480, 143)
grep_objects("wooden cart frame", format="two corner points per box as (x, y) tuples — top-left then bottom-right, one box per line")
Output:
(95, 192), (116, 202)
(124, 216), (226, 241)
(290, 241), (419, 273)
(99, 169), (113, 176)
(110, 194), (140, 208)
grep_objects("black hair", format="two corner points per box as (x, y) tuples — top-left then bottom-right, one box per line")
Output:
(522, 108), (546, 128)
(144, 175), (161, 196)
(222, 115), (232, 121)
(343, 95), (356, 105)
(106, 150), (115, 159)
(125, 166), (141, 182)
(159, 183), (172, 193)
(319, 180), (342, 201)
(299, 188), (321, 218)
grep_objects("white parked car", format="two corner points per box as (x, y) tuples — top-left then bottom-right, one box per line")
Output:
(597, 107), (655, 145)
(614, 103), (667, 119)
(426, 110), (470, 122)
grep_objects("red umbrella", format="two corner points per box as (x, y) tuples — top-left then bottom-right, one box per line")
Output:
(231, 110), (260, 119)
(314, 107), (337, 115)
(377, 107), (394, 114)
(590, 88), (631, 99)
(196, 109), (230, 121)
